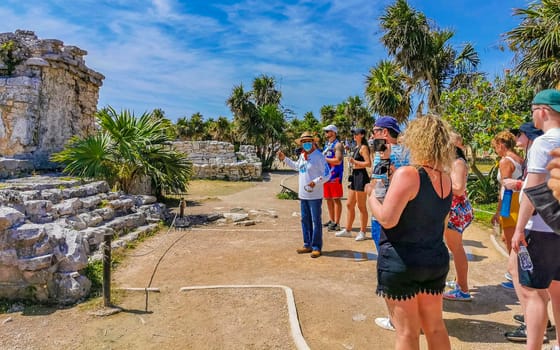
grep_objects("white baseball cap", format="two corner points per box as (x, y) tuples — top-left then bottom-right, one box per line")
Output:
(322, 124), (338, 133)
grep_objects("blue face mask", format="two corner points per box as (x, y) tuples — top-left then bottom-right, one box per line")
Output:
(302, 142), (313, 152)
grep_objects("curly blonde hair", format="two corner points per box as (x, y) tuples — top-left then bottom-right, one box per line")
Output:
(403, 114), (454, 172)
(491, 131), (516, 150)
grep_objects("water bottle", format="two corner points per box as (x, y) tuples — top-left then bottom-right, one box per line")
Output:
(371, 217), (381, 252)
(518, 245), (533, 272)
(500, 189), (513, 218)
(374, 179), (386, 199)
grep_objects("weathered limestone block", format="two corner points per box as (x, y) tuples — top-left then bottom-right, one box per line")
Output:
(22, 269), (51, 285)
(138, 203), (168, 223)
(52, 272), (91, 305)
(65, 215), (87, 230)
(92, 207), (115, 221)
(0, 249), (17, 265)
(78, 211), (103, 227)
(0, 189), (24, 207)
(80, 194), (102, 209)
(0, 266), (22, 285)
(82, 226), (114, 248)
(53, 197), (82, 216)
(47, 224), (88, 272)
(0, 206), (25, 231)
(132, 194), (157, 206)
(41, 188), (63, 202)
(18, 254), (53, 271)
(107, 198), (134, 211)
(12, 224), (47, 248)
(20, 190), (42, 201)
(105, 212), (146, 232)
(223, 212), (250, 223)
(24, 199), (52, 216)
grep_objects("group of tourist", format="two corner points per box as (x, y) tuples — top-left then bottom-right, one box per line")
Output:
(277, 88), (560, 350)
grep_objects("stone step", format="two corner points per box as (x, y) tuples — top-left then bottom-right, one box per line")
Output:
(89, 223), (160, 261)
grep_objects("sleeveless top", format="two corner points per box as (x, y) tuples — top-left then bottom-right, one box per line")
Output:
(351, 145), (370, 178)
(323, 139), (344, 182)
(497, 156), (524, 199)
(379, 167), (452, 267)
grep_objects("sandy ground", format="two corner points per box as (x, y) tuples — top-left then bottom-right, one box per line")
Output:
(0, 171), (555, 349)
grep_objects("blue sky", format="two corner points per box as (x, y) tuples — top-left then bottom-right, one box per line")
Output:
(1, 0), (529, 122)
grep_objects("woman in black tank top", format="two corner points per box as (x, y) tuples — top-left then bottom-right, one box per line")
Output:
(366, 115), (454, 350)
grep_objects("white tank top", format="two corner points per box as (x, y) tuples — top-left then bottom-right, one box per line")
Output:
(497, 156), (523, 199)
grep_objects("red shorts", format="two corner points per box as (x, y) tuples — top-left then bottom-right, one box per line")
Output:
(324, 179), (343, 199)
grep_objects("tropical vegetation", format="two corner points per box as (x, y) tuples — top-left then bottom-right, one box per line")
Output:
(52, 0), (560, 206)
(51, 107), (192, 197)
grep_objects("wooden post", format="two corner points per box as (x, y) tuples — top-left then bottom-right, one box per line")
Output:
(103, 234), (112, 307)
(179, 198), (186, 218)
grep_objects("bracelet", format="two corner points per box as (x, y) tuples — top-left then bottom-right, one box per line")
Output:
(516, 180), (522, 191)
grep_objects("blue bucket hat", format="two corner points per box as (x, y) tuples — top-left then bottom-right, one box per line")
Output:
(519, 122), (543, 141)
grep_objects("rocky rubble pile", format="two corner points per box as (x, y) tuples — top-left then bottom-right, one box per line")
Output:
(0, 175), (169, 304)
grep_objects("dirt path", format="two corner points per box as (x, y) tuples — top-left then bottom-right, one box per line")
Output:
(0, 171), (545, 349)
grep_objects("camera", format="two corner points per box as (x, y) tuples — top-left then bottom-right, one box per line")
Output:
(373, 139), (387, 152)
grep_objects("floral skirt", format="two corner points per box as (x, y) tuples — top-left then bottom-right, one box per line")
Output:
(447, 194), (473, 234)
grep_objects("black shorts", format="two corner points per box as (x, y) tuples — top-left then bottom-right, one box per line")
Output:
(349, 169), (370, 192)
(376, 244), (449, 300)
(518, 229), (560, 289)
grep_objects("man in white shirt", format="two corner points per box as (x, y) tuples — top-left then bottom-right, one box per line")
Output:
(509, 89), (560, 349)
(277, 132), (331, 258)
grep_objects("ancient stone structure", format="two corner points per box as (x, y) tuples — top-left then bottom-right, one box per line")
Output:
(172, 141), (262, 181)
(0, 30), (103, 173)
(0, 175), (168, 304)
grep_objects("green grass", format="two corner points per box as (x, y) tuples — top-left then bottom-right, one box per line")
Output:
(472, 202), (497, 228)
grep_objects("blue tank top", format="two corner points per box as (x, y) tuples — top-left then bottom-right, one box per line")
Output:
(323, 139), (343, 182)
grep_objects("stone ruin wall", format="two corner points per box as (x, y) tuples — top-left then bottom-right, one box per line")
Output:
(172, 141), (262, 181)
(0, 30), (103, 171)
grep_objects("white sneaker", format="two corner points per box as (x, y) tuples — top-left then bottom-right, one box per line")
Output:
(355, 231), (366, 241)
(505, 272), (513, 281)
(375, 317), (395, 331)
(335, 228), (352, 237)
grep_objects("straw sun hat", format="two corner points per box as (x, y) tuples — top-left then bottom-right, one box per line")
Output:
(295, 131), (320, 145)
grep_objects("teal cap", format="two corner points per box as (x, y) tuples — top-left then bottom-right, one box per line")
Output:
(532, 89), (560, 112)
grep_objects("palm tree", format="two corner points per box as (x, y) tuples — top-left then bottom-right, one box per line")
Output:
(365, 60), (412, 123)
(207, 116), (235, 143)
(226, 75), (288, 169)
(51, 107), (192, 197)
(320, 105), (336, 125)
(506, 0), (560, 89)
(379, 0), (480, 111)
(342, 96), (372, 131)
(252, 74), (282, 107)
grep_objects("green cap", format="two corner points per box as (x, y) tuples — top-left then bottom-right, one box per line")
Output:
(532, 89), (560, 112)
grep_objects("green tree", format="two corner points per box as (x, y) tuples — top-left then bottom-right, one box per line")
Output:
(226, 75), (288, 170)
(506, 0), (560, 89)
(51, 107), (192, 197)
(207, 116), (235, 143)
(365, 60), (412, 123)
(320, 105), (337, 125)
(379, 0), (480, 111)
(440, 74), (532, 178)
